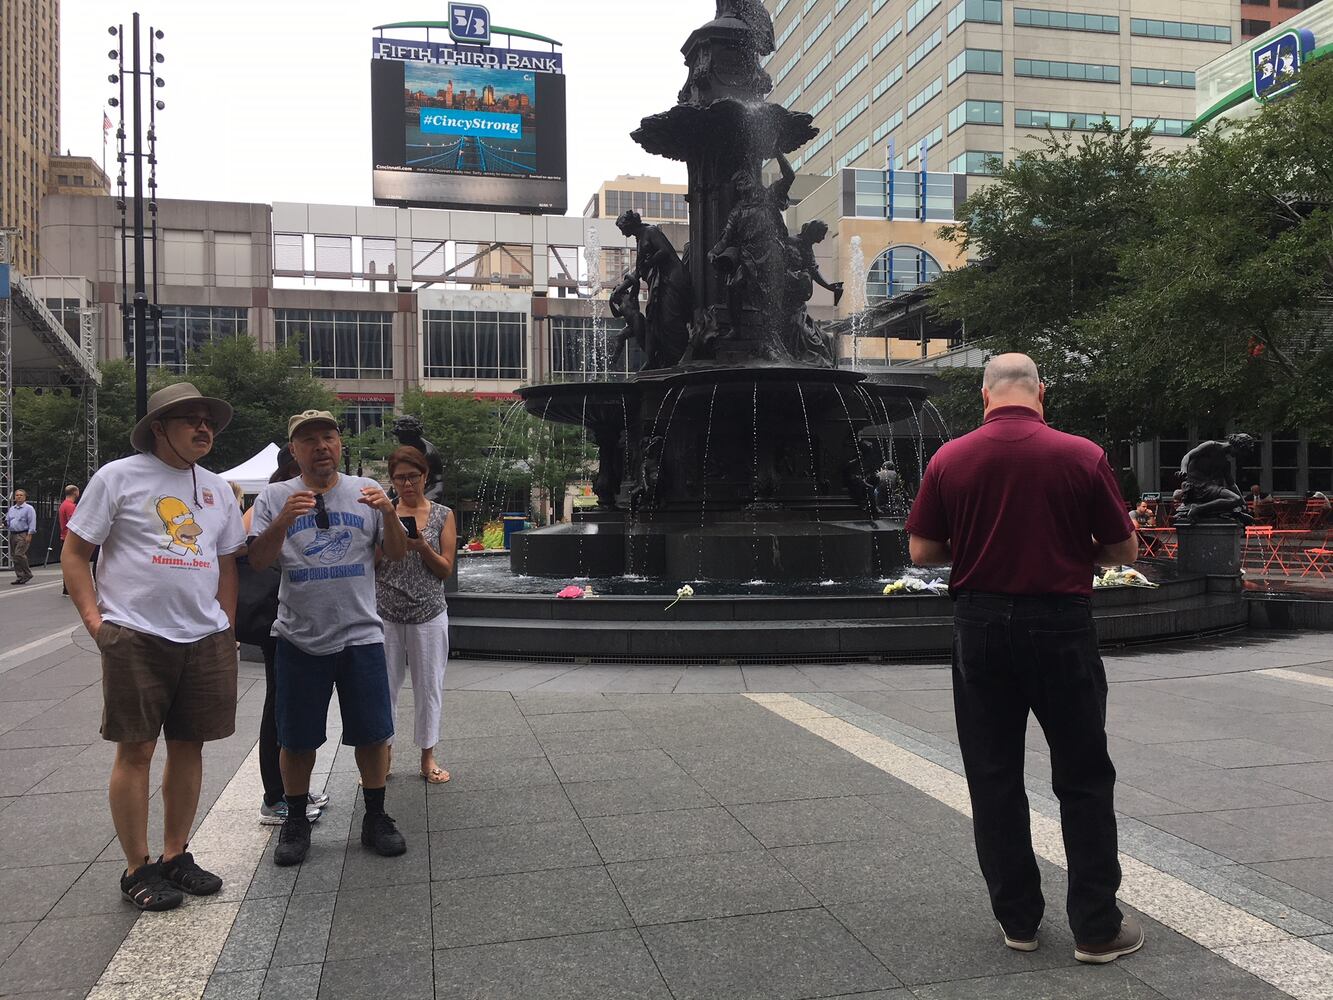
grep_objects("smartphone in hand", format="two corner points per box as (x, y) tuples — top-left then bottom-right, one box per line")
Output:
(399, 515), (419, 539)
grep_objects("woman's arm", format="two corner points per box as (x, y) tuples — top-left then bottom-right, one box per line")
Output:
(416, 510), (458, 581)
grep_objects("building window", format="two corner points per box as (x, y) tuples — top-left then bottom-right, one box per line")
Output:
(835, 11), (870, 53)
(946, 150), (1002, 175)
(1131, 18), (1231, 43)
(1131, 116), (1191, 136)
(907, 76), (943, 117)
(907, 28), (943, 70)
(809, 88), (834, 118)
(905, 126), (943, 162)
(836, 95), (871, 134)
(804, 50), (833, 88)
(422, 310), (526, 380)
(56, 174), (69, 185)
(549, 316), (640, 381)
(906, 0), (942, 32)
(1272, 430), (1299, 493)
(948, 99), (1002, 133)
(867, 246), (943, 301)
(1016, 109), (1121, 130)
(1309, 441), (1333, 493)
(276, 309), (393, 379)
(947, 49), (1003, 83)
(948, 0), (1001, 33)
(1241, 19), (1271, 36)
(339, 403), (393, 437)
(872, 20), (904, 59)
(1131, 67), (1196, 89)
(774, 50), (801, 85)
(132, 305), (249, 372)
(872, 64), (903, 101)
(836, 53), (870, 94)
(804, 11), (834, 51)
(775, 12), (802, 51)
(1013, 8), (1119, 33)
(1015, 59), (1120, 83)
(873, 108), (904, 144)
(837, 138), (872, 170)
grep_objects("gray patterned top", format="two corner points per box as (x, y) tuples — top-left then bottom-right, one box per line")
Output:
(375, 502), (450, 625)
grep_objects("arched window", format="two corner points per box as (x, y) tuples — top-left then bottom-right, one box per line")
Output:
(866, 245), (942, 302)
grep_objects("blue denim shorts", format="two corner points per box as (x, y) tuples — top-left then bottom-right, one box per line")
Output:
(273, 639), (394, 751)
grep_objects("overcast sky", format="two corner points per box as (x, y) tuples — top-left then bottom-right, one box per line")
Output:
(60, 1), (702, 213)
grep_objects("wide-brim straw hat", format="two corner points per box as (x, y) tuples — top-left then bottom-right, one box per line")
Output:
(130, 382), (234, 454)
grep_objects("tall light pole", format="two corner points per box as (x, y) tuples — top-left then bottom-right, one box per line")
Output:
(108, 14), (165, 421)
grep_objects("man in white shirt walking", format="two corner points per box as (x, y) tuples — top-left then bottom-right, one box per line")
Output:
(6, 488), (37, 585)
(62, 383), (246, 912)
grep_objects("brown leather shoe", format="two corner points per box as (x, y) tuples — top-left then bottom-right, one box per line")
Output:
(1075, 915), (1145, 964)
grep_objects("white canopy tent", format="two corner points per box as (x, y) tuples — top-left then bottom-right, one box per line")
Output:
(217, 442), (283, 494)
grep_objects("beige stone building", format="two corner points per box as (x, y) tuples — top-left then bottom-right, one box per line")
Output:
(47, 155), (111, 197)
(764, 0), (1236, 184)
(582, 174), (688, 225)
(2, 0), (60, 274)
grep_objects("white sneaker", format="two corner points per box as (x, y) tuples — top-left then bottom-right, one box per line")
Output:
(258, 799), (322, 826)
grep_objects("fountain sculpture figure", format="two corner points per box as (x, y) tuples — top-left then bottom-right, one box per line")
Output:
(511, 0), (942, 582)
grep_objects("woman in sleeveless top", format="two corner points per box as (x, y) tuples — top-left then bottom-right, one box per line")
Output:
(376, 447), (457, 782)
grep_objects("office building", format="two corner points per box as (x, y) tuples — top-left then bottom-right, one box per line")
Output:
(1240, 0), (1322, 39)
(583, 175), (688, 225)
(2, 0), (60, 274)
(47, 154), (111, 197)
(763, 0), (1235, 186)
(36, 195), (637, 433)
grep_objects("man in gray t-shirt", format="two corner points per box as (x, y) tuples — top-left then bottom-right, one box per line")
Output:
(248, 410), (409, 868)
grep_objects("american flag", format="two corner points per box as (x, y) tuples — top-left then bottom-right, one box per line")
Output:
(103, 111), (113, 141)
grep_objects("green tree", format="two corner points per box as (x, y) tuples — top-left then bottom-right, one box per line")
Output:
(929, 125), (1171, 448)
(399, 389), (509, 512)
(168, 336), (336, 473)
(1092, 58), (1333, 442)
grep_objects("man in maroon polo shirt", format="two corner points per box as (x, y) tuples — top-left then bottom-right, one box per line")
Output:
(906, 353), (1143, 965)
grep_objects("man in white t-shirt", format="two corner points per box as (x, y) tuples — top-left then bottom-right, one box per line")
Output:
(62, 383), (246, 913)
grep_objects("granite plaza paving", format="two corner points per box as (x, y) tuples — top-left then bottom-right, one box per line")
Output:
(1, 567), (1332, 1000)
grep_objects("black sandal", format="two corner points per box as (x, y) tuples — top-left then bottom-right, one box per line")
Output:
(160, 848), (223, 896)
(121, 860), (184, 912)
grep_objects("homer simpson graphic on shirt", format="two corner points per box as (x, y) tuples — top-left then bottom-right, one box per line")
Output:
(156, 496), (202, 555)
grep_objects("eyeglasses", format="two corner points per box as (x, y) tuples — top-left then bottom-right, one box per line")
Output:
(390, 473), (424, 485)
(170, 414), (219, 432)
(313, 492), (330, 530)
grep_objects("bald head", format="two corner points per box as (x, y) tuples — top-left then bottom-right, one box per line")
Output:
(981, 353), (1044, 415)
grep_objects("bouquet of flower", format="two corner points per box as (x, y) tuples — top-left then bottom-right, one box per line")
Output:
(556, 585), (584, 599)
(1093, 566), (1158, 589)
(882, 576), (948, 596)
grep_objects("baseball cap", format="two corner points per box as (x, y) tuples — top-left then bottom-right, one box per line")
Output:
(287, 410), (340, 439)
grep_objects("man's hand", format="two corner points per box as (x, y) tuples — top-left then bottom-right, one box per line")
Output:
(278, 490), (316, 526)
(358, 485), (395, 514)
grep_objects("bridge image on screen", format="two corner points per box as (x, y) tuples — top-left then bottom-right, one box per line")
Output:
(402, 63), (537, 178)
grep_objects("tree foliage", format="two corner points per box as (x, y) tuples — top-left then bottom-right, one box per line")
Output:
(929, 59), (1333, 446)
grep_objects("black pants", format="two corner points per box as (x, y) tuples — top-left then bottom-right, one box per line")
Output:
(259, 637), (283, 806)
(951, 591), (1123, 944)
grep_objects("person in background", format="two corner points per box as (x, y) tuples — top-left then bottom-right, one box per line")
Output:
(1130, 501), (1154, 529)
(229, 481), (245, 509)
(240, 450), (328, 826)
(907, 353), (1143, 965)
(247, 410), (409, 867)
(6, 488), (36, 585)
(62, 382), (244, 912)
(1249, 484), (1271, 502)
(59, 484), (80, 594)
(376, 447), (457, 784)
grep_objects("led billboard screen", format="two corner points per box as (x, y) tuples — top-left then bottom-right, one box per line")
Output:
(371, 37), (567, 213)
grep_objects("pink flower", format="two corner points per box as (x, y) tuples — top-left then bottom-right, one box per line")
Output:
(556, 585), (584, 599)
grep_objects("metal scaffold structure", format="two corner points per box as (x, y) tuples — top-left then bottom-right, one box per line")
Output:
(0, 229), (101, 569)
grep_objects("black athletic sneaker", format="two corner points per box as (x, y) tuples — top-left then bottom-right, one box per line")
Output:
(361, 811), (407, 856)
(274, 814), (312, 867)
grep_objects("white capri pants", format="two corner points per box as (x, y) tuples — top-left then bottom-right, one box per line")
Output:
(382, 607), (449, 749)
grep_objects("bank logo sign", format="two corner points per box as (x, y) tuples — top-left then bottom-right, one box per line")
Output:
(419, 109), (522, 138)
(449, 4), (491, 45)
(1253, 28), (1315, 102)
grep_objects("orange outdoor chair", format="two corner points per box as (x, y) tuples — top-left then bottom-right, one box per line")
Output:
(1301, 531), (1333, 580)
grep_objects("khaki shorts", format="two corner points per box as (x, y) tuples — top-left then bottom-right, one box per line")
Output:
(97, 622), (238, 743)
